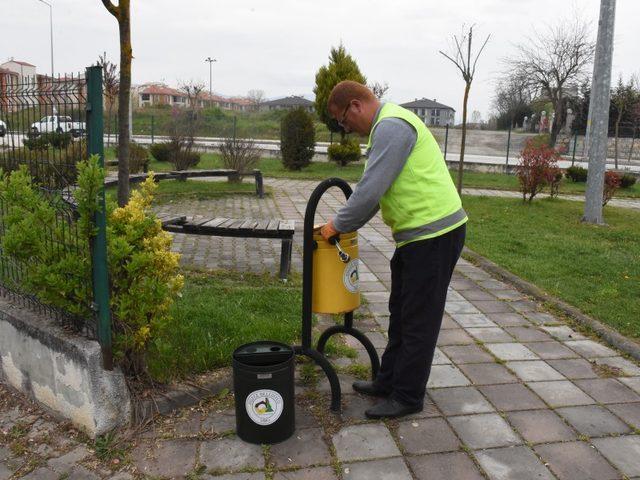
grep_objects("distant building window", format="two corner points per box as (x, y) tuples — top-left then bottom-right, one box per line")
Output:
(431, 109), (440, 117)
(141, 94), (150, 101)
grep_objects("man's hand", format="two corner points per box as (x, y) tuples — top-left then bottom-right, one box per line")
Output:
(320, 219), (339, 241)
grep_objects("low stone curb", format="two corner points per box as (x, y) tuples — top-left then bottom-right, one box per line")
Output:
(133, 368), (232, 424)
(462, 246), (640, 362)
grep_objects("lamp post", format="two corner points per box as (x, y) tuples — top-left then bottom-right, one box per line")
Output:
(36, 0), (54, 78)
(205, 57), (217, 106)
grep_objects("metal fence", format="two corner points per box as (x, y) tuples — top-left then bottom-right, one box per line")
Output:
(0, 67), (111, 366)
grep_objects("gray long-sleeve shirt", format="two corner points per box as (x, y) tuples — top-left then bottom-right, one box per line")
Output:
(333, 105), (417, 233)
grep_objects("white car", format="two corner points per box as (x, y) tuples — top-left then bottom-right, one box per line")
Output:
(30, 115), (85, 138)
(0, 119), (6, 137)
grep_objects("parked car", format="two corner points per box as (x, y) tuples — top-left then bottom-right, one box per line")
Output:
(0, 120), (6, 137)
(30, 115), (85, 138)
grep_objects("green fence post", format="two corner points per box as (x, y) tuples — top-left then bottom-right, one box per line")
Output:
(233, 116), (237, 142)
(151, 115), (155, 144)
(86, 65), (113, 370)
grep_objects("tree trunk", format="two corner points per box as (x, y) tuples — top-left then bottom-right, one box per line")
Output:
(549, 96), (563, 147)
(457, 82), (471, 194)
(116, 0), (132, 207)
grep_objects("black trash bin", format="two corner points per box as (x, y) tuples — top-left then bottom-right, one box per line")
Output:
(233, 341), (295, 444)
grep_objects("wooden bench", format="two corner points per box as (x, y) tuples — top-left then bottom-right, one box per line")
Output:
(104, 169), (265, 198)
(161, 215), (295, 280)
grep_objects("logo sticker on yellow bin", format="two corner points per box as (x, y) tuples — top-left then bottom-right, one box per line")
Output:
(246, 390), (284, 425)
(343, 259), (360, 293)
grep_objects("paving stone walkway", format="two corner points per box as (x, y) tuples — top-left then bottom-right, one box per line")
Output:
(2, 178), (640, 479)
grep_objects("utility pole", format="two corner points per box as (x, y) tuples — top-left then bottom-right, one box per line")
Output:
(205, 57), (217, 106)
(583, 0), (616, 224)
(36, 0), (54, 78)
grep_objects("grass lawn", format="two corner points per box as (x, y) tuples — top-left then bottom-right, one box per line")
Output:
(105, 178), (258, 204)
(147, 270), (302, 382)
(462, 195), (640, 338)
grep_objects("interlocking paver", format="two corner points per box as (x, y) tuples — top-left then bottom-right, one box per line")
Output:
(505, 360), (565, 381)
(427, 364), (471, 388)
(272, 467), (336, 480)
(429, 387), (494, 416)
(445, 302), (481, 315)
(479, 383), (546, 411)
(591, 436), (640, 477)
(607, 402), (640, 429)
(133, 440), (199, 478)
(473, 445), (555, 480)
(407, 452), (485, 480)
(484, 343), (539, 361)
(269, 428), (331, 468)
(437, 329), (475, 345)
(460, 289), (495, 301)
(471, 300), (515, 314)
(332, 424), (400, 462)
(620, 377), (640, 394)
(547, 358), (599, 379)
(540, 325), (586, 341)
(448, 413), (522, 449)
(451, 313), (497, 328)
(556, 405), (631, 436)
(574, 378), (640, 404)
(523, 341), (579, 359)
(465, 327), (514, 343)
(504, 326), (551, 342)
(486, 312), (530, 327)
(526, 381), (595, 407)
(534, 441), (620, 480)
(396, 417), (460, 454)
(343, 457), (413, 480)
(457, 363), (519, 385)
(594, 357), (640, 376)
(441, 345), (494, 364)
(506, 409), (576, 444)
(565, 340), (618, 358)
(207, 473), (265, 480)
(199, 437), (264, 472)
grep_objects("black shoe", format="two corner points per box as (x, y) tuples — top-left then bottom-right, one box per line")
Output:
(352, 380), (390, 398)
(365, 398), (422, 419)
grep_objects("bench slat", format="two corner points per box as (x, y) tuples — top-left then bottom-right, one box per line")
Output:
(228, 219), (246, 229)
(240, 219), (258, 230)
(218, 218), (236, 228)
(266, 219), (280, 231)
(278, 220), (295, 233)
(254, 219), (270, 231)
(201, 217), (228, 228)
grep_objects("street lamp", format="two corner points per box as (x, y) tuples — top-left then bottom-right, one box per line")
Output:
(205, 57), (217, 106)
(35, 0), (54, 78)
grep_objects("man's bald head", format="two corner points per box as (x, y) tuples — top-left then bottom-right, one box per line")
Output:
(328, 80), (377, 111)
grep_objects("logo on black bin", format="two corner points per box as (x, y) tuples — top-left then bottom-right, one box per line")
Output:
(246, 389), (284, 425)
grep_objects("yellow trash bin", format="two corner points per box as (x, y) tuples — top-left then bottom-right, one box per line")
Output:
(312, 229), (360, 314)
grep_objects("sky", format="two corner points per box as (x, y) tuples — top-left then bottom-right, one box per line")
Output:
(1, 0), (639, 122)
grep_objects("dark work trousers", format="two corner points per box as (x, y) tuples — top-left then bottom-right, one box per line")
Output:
(374, 223), (466, 407)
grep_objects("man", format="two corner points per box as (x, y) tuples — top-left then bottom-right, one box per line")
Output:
(320, 81), (467, 419)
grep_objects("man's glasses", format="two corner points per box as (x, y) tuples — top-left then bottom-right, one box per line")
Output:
(337, 101), (352, 128)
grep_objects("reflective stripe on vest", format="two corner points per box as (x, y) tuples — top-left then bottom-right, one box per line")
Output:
(367, 103), (467, 245)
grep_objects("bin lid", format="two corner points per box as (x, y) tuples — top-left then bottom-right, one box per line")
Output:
(233, 341), (294, 366)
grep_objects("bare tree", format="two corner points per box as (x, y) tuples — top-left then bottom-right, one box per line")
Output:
(492, 73), (534, 128)
(471, 110), (482, 125)
(101, 0), (132, 207)
(247, 89), (266, 110)
(440, 24), (490, 194)
(369, 81), (390, 100)
(504, 17), (595, 147)
(97, 52), (119, 147)
(180, 80), (206, 110)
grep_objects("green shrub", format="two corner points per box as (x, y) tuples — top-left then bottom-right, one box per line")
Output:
(149, 142), (173, 162)
(22, 132), (72, 150)
(566, 166), (588, 183)
(0, 159), (184, 378)
(118, 142), (149, 174)
(280, 108), (316, 171)
(620, 173), (637, 189)
(328, 138), (361, 166)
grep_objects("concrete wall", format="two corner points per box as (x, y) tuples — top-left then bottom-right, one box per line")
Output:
(0, 299), (131, 437)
